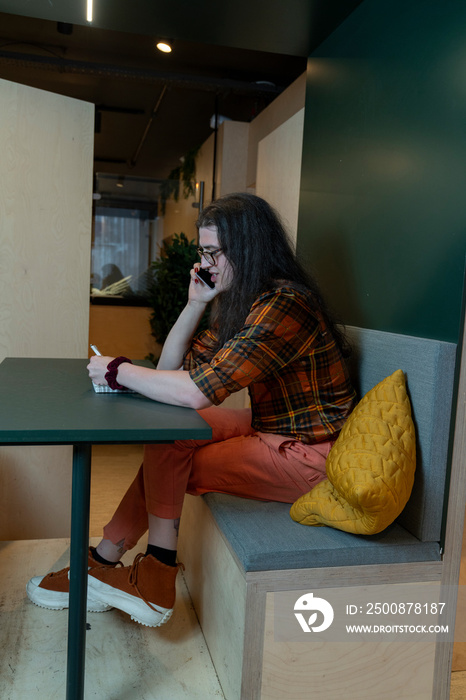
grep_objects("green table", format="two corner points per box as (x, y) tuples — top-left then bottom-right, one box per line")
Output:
(0, 358), (212, 700)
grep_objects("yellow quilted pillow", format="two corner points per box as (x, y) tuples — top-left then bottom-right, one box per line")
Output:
(290, 369), (416, 535)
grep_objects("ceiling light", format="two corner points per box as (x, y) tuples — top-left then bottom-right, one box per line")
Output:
(156, 40), (172, 53)
(86, 0), (93, 23)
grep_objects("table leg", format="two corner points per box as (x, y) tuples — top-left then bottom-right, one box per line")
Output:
(66, 443), (92, 700)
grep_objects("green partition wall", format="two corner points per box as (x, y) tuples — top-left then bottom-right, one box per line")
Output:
(297, 0), (466, 343)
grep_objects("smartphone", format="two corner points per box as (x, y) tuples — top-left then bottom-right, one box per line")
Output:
(196, 267), (215, 288)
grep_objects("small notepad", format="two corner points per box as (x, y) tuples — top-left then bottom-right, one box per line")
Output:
(92, 381), (136, 394)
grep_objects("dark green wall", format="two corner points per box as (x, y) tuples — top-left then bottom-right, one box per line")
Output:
(297, 0), (466, 342)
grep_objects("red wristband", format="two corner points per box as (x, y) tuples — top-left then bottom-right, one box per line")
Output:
(105, 356), (133, 390)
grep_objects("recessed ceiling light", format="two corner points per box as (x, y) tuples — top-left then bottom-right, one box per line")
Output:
(156, 40), (172, 53)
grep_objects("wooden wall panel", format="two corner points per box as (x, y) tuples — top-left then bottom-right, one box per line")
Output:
(0, 78), (94, 539)
(247, 73), (306, 189)
(256, 109), (304, 248)
(218, 121), (249, 197)
(88, 305), (159, 360)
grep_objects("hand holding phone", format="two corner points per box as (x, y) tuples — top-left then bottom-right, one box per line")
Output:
(195, 267), (215, 289)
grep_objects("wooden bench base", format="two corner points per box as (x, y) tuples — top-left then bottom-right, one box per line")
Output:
(179, 493), (445, 700)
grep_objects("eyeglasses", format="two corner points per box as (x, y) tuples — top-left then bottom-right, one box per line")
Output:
(196, 246), (223, 266)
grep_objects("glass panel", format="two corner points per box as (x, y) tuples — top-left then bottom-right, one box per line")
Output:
(92, 207), (150, 297)
(91, 173), (202, 304)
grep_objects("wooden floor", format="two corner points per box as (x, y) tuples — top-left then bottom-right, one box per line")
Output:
(1, 443), (465, 699)
(0, 445), (224, 700)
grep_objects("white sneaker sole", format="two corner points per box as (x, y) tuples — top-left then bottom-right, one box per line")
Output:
(26, 575), (112, 612)
(87, 576), (173, 627)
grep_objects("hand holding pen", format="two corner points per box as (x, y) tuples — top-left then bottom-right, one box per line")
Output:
(88, 344), (114, 385)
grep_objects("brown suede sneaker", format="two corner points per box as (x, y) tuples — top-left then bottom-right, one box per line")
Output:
(87, 552), (182, 627)
(26, 546), (116, 612)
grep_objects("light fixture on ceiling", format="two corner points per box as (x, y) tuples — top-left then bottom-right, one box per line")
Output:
(156, 39), (173, 53)
(116, 176), (124, 188)
(86, 0), (93, 23)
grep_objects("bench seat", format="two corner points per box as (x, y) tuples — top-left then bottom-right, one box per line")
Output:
(203, 493), (442, 572)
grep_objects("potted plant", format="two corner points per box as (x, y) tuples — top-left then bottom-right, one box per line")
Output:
(146, 232), (209, 358)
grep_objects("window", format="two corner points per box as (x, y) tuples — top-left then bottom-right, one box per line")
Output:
(90, 173), (202, 304)
(92, 206), (151, 298)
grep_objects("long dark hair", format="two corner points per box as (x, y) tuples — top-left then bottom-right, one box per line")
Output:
(197, 193), (350, 355)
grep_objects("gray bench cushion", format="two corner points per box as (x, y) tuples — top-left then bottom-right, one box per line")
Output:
(204, 494), (441, 572)
(346, 327), (456, 541)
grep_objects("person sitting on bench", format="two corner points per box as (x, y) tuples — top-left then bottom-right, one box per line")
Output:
(26, 192), (357, 628)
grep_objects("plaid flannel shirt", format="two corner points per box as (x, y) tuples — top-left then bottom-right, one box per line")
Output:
(184, 285), (357, 444)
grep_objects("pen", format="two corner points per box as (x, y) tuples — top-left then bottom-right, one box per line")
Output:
(90, 344), (102, 356)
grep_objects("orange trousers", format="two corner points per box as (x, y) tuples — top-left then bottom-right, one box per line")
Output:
(103, 406), (333, 550)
